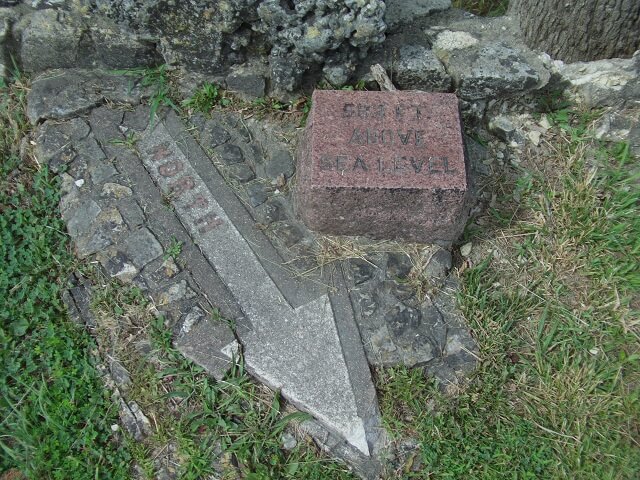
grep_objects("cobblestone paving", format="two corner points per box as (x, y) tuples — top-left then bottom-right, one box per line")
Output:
(29, 69), (478, 476)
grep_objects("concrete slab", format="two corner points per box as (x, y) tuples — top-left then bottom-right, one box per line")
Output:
(137, 112), (382, 456)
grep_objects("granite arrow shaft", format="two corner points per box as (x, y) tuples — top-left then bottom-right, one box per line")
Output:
(137, 118), (370, 455)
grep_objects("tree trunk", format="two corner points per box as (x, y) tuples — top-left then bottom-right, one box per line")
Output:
(509, 0), (640, 63)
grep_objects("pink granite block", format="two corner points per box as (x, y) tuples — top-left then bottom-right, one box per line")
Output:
(294, 90), (470, 245)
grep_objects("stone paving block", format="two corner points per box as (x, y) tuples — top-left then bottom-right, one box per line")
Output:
(66, 199), (101, 238)
(200, 120), (231, 148)
(295, 90), (470, 245)
(175, 306), (238, 381)
(214, 143), (244, 165)
(97, 249), (138, 283)
(34, 118), (90, 160)
(227, 163), (255, 182)
(27, 70), (144, 124)
(123, 227), (163, 268)
(265, 149), (294, 178)
(89, 106), (125, 143)
(117, 198), (146, 229)
(123, 105), (151, 132)
(89, 160), (119, 185)
(101, 182), (133, 199)
(154, 280), (196, 307)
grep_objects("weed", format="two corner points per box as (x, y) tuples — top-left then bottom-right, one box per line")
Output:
(252, 96), (289, 112)
(163, 237), (183, 261)
(109, 131), (138, 150)
(182, 82), (231, 114)
(317, 79), (368, 91)
(113, 64), (180, 125)
(300, 96), (312, 126)
(340, 79), (367, 91)
(536, 86), (573, 114)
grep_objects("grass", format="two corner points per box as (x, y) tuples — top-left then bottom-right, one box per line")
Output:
(113, 64), (181, 125)
(110, 131), (138, 150)
(182, 82), (232, 113)
(182, 76), (313, 126)
(377, 110), (640, 478)
(453, 0), (509, 16)
(0, 77), (131, 477)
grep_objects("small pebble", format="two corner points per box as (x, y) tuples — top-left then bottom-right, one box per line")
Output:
(527, 130), (541, 146)
(74, 179), (85, 187)
(460, 242), (472, 257)
(281, 432), (297, 450)
(539, 116), (551, 130)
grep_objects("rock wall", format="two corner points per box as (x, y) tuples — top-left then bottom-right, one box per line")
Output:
(2, 0), (634, 126)
(0, 0), (386, 95)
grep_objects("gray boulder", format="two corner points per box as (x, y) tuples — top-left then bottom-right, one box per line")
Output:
(19, 9), (86, 73)
(426, 16), (550, 101)
(392, 44), (451, 91)
(555, 50), (640, 108)
(93, 0), (386, 94)
(18, 8), (160, 74)
(434, 33), (548, 100)
(385, 0), (451, 33)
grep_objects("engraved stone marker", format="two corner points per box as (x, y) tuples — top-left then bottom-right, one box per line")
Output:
(137, 113), (383, 458)
(295, 90), (470, 244)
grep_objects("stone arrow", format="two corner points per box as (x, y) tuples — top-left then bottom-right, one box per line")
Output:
(137, 112), (382, 456)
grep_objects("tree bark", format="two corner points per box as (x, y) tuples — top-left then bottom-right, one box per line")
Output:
(509, 0), (640, 63)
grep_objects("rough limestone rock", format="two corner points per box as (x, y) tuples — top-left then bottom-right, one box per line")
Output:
(92, 0), (386, 93)
(392, 44), (451, 91)
(256, 0), (386, 92)
(427, 17), (550, 101)
(553, 50), (640, 108)
(385, 0), (451, 32)
(225, 65), (266, 100)
(437, 38), (543, 100)
(20, 9), (86, 72)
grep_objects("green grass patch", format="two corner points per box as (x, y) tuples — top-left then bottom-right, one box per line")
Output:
(378, 111), (640, 478)
(0, 77), (132, 478)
